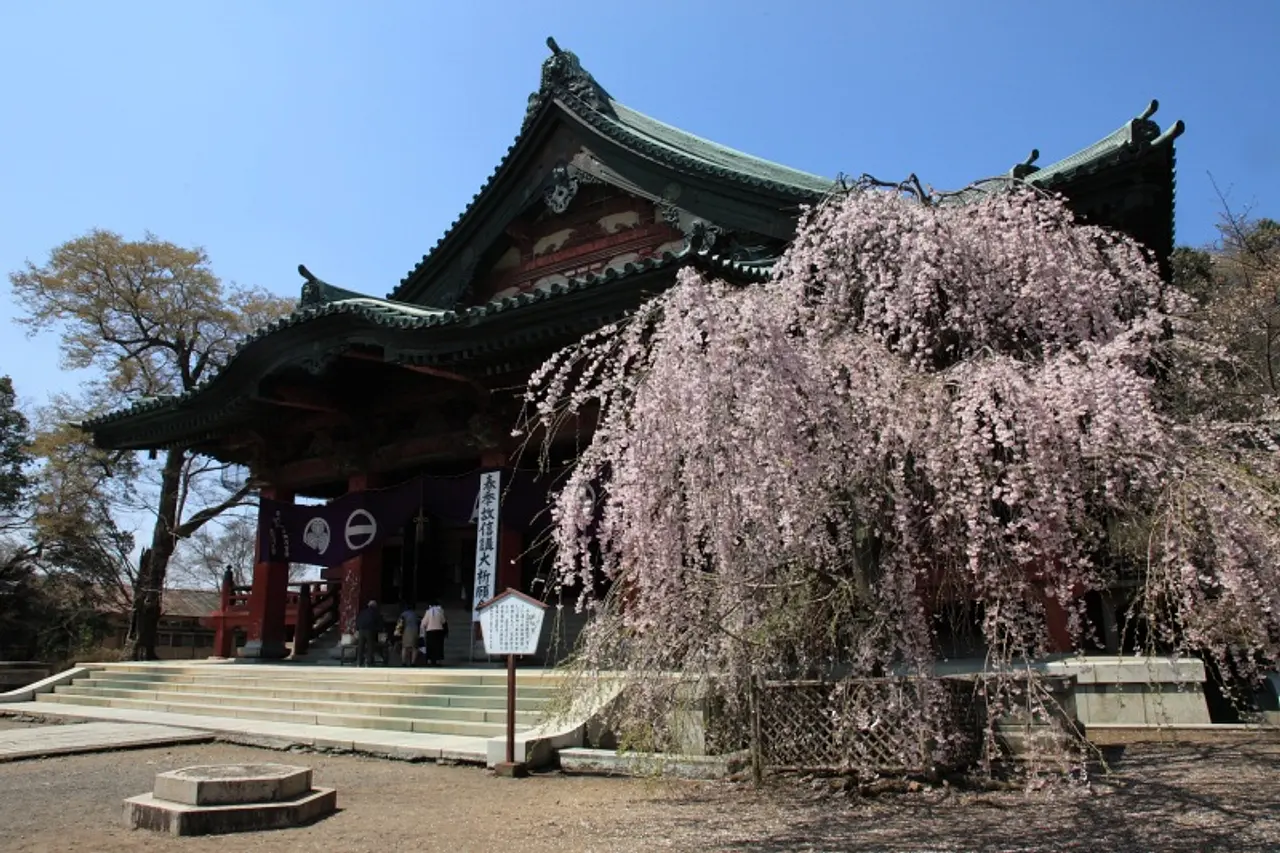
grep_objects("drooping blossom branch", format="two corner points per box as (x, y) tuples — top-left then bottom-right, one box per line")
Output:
(521, 184), (1280, 779)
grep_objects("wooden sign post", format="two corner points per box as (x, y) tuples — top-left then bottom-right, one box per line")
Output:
(476, 588), (548, 777)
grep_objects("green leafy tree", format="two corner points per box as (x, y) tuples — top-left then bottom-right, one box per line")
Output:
(0, 377), (30, 517)
(0, 375), (36, 654)
(9, 230), (294, 659)
(0, 393), (139, 662)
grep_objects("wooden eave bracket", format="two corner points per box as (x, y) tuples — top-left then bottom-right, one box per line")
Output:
(343, 348), (491, 399)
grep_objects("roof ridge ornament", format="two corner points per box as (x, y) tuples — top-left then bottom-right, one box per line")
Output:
(298, 264), (325, 306)
(523, 36), (614, 131)
(1010, 149), (1040, 180)
(298, 265), (377, 308)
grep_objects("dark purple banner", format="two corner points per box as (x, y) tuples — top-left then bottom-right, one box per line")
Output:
(261, 477), (425, 567)
(258, 470), (563, 568)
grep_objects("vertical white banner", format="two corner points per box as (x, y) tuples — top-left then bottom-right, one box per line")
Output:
(471, 469), (501, 621)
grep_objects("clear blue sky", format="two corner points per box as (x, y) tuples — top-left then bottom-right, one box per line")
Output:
(2, 0), (1277, 410)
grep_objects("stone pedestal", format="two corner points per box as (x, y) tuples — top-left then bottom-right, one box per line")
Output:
(125, 763), (335, 836)
(493, 761), (529, 778)
(1043, 656), (1212, 726)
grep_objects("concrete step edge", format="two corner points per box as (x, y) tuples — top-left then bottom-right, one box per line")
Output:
(82, 672), (562, 695)
(94, 665), (567, 685)
(36, 694), (527, 736)
(54, 684), (544, 723)
(74, 679), (550, 709)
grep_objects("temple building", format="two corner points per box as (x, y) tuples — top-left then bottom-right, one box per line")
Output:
(82, 39), (1184, 660)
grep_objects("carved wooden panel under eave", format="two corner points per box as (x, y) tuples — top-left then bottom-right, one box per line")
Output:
(467, 179), (685, 306)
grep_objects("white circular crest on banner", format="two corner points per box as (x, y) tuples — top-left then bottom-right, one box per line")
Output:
(302, 517), (331, 555)
(344, 509), (378, 551)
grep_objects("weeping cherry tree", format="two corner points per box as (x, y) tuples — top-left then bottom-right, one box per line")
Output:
(521, 184), (1280, 778)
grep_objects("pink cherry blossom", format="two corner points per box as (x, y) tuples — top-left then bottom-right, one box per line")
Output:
(521, 186), (1280, 779)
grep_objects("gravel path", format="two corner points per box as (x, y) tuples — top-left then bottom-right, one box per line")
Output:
(0, 737), (1275, 852)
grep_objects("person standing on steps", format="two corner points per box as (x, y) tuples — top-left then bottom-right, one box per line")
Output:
(355, 599), (381, 667)
(397, 602), (419, 667)
(420, 598), (448, 666)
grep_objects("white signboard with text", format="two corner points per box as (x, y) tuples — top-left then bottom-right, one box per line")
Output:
(471, 470), (501, 622)
(477, 590), (547, 657)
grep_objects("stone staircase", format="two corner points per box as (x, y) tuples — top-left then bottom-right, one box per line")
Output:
(34, 663), (562, 739)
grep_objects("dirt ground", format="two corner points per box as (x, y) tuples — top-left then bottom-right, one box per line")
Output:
(0, 733), (1277, 852)
(0, 718), (38, 731)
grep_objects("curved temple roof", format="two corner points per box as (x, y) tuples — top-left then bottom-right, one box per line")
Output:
(390, 37), (838, 305)
(389, 39), (1183, 305)
(81, 248), (767, 444)
(83, 39), (1183, 453)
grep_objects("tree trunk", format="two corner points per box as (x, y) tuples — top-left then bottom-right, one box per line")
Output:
(124, 450), (185, 661)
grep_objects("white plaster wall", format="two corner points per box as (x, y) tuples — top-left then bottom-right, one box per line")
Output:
(598, 211), (641, 234)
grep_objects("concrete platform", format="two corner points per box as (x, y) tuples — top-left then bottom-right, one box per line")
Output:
(154, 763), (312, 805)
(124, 787), (336, 836)
(0, 701), (489, 762)
(0, 721), (213, 762)
(559, 747), (744, 779)
(1086, 723), (1280, 746)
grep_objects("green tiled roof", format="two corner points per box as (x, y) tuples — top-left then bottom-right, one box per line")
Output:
(391, 38), (832, 302)
(84, 43), (1183, 450)
(944, 100), (1184, 217)
(1025, 100), (1184, 188)
(590, 101), (835, 196)
(83, 248), (768, 436)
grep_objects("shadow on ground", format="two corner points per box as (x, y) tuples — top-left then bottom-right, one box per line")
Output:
(0, 737), (1274, 852)
(633, 743), (1279, 852)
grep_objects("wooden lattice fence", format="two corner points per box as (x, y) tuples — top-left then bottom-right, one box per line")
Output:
(750, 677), (982, 776)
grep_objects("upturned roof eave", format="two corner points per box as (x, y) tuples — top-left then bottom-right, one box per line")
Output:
(390, 42), (837, 305)
(84, 249), (769, 450)
(387, 98), (825, 306)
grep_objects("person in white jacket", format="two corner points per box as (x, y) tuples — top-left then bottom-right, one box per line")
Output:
(419, 599), (448, 666)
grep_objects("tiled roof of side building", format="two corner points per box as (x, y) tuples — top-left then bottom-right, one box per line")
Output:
(1027, 100), (1184, 188)
(950, 100), (1185, 201)
(108, 588), (223, 618)
(80, 249), (768, 433)
(943, 99), (1184, 258)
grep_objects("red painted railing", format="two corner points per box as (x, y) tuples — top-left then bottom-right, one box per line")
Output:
(204, 570), (341, 658)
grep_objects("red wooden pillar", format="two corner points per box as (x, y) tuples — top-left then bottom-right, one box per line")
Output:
(1043, 594), (1074, 654)
(338, 472), (384, 633)
(293, 582), (313, 657)
(497, 526), (523, 594)
(243, 485), (294, 659)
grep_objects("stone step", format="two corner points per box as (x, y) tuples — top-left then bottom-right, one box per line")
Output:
(82, 672), (561, 698)
(90, 667), (563, 693)
(35, 693), (516, 737)
(126, 788), (337, 836)
(95, 664), (562, 687)
(52, 685), (543, 725)
(79, 677), (550, 710)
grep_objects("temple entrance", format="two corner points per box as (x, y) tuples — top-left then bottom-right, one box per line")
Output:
(414, 523), (476, 610)
(380, 514), (482, 609)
